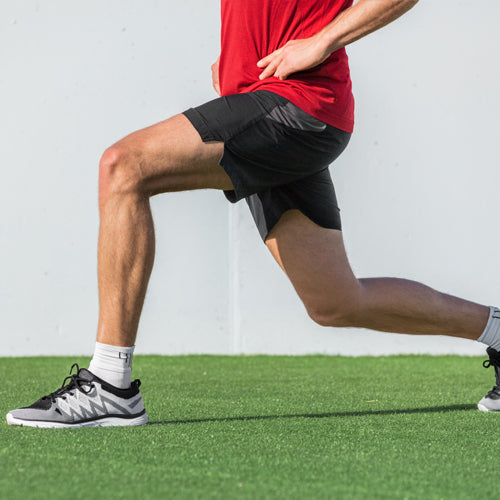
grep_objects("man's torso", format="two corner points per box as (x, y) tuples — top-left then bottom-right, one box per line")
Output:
(219, 0), (355, 132)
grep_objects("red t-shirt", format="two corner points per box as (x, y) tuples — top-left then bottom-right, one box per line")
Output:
(219, 0), (355, 133)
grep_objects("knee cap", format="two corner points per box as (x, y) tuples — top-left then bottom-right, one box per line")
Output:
(98, 146), (141, 201)
(307, 305), (357, 328)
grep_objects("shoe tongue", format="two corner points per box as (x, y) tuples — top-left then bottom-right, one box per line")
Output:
(77, 368), (94, 382)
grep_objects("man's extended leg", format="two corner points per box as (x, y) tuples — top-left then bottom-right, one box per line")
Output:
(265, 210), (500, 412)
(265, 210), (489, 339)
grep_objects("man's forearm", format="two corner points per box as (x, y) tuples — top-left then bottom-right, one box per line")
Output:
(317, 0), (419, 55)
(257, 0), (419, 81)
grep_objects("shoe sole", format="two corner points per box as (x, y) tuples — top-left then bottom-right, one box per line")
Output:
(6, 412), (148, 428)
(478, 403), (500, 412)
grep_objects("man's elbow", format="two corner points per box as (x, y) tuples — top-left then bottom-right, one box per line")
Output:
(394, 0), (419, 7)
(398, 0), (420, 13)
(356, 0), (419, 4)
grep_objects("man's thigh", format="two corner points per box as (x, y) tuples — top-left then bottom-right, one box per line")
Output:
(108, 114), (234, 195)
(265, 209), (361, 316)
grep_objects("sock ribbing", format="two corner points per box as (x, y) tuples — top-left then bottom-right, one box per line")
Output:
(477, 307), (500, 352)
(88, 342), (135, 389)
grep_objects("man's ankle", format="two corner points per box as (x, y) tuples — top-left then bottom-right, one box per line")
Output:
(88, 341), (135, 389)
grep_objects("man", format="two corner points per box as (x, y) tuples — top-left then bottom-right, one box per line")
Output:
(6, 0), (500, 428)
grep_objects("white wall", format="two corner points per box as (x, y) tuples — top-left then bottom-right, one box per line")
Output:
(1, 1), (498, 356)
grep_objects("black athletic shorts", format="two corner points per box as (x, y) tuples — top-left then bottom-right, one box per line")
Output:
(183, 90), (351, 241)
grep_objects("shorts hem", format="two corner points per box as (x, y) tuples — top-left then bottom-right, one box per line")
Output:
(184, 108), (243, 202)
(183, 108), (216, 142)
(247, 196), (342, 242)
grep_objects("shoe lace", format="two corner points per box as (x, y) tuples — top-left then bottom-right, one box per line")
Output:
(42, 363), (94, 404)
(483, 359), (500, 398)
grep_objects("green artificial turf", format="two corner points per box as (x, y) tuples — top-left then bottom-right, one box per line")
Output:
(0, 355), (498, 499)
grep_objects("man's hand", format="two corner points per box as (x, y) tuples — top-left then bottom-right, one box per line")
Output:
(257, 0), (419, 81)
(257, 35), (329, 81)
(212, 56), (221, 96)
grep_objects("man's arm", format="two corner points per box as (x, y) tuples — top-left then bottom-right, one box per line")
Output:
(257, 0), (419, 81)
(212, 55), (221, 96)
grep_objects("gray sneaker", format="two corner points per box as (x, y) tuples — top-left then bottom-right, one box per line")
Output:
(478, 347), (500, 412)
(6, 364), (148, 427)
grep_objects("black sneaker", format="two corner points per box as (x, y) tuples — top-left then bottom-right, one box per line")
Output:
(6, 364), (148, 427)
(478, 347), (500, 412)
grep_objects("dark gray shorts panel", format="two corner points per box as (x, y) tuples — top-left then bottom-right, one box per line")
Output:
(183, 90), (350, 240)
(245, 168), (342, 240)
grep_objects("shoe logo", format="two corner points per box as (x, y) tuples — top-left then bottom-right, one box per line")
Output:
(118, 352), (132, 367)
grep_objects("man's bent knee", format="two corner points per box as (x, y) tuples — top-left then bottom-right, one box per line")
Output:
(306, 301), (360, 328)
(99, 145), (145, 207)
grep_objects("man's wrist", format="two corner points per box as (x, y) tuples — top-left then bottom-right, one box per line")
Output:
(314, 29), (341, 59)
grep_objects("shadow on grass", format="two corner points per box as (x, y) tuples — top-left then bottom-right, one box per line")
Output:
(150, 403), (477, 426)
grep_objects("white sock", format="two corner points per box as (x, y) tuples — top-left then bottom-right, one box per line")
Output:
(88, 342), (135, 389)
(477, 307), (500, 351)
